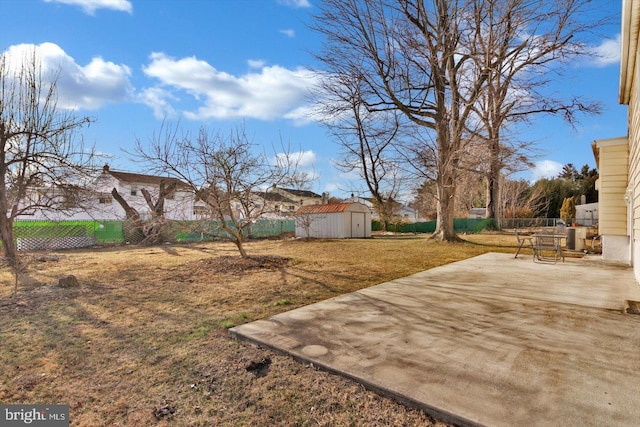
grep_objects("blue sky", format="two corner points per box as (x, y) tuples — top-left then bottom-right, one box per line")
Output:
(0, 0), (627, 199)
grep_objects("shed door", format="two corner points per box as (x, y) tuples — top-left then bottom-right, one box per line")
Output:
(351, 212), (365, 238)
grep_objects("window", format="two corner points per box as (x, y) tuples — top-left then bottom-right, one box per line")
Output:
(130, 187), (137, 196)
(288, 205), (295, 211)
(99, 195), (112, 204)
(62, 194), (77, 208)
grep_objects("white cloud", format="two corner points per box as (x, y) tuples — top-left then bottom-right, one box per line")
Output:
(587, 34), (620, 67)
(247, 59), (266, 69)
(142, 52), (319, 121)
(279, 29), (296, 38)
(44, 0), (133, 15)
(529, 160), (563, 182)
(2, 42), (133, 110)
(277, 0), (311, 8)
(138, 87), (178, 119)
(323, 182), (341, 194)
(283, 104), (325, 126)
(293, 150), (316, 168)
(273, 150), (316, 168)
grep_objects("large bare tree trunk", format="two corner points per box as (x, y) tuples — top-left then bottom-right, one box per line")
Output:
(434, 168), (458, 241)
(485, 137), (501, 229)
(111, 183), (175, 245)
(111, 188), (145, 244)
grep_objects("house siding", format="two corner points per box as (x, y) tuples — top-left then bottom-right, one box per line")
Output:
(601, 0), (640, 276)
(631, 46), (640, 239)
(294, 203), (372, 238)
(598, 142), (629, 236)
(630, 30), (640, 275)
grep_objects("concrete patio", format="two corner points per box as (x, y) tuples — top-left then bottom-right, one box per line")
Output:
(230, 252), (640, 427)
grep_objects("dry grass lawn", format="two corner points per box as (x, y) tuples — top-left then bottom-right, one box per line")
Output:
(0, 233), (516, 426)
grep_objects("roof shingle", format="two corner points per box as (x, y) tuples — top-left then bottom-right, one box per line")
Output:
(295, 203), (352, 214)
(103, 168), (189, 188)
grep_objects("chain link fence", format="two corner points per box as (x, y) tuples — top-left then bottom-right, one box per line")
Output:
(372, 218), (495, 234)
(498, 218), (565, 231)
(15, 220), (124, 251)
(12, 219), (296, 251)
(11, 217), (565, 251)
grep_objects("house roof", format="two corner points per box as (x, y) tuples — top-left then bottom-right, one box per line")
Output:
(591, 136), (628, 168)
(295, 203), (354, 214)
(101, 165), (189, 188)
(279, 188), (322, 198)
(254, 191), (296, 203)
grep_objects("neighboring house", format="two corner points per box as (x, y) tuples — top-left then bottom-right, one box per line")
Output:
(193, 187), (325, 221)
(468, 208), (487, 219)
(94, 165), (198, 221)
(256, 191), (300, 215)
(16, 184), (88, 220)
(398, 205), (420, 221)
(345, 194), (422, 222)
(294, 202), (372, 239)
(272, 188), (324, 206)
(18, 165), (200, 221)
(243, 187), (326, 218)
(592, 0), (640, 280)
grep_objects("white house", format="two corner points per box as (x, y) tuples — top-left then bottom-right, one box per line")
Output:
(294, 202), (372, 239)
(592, 0), (638, 271)
(18, 165), (200, 221)
(344, 194), (422, 222)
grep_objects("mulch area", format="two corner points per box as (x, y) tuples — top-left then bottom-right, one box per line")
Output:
(186, 255), (291, 275)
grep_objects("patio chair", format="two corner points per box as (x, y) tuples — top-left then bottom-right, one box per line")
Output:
(514, 229), (533, 259)
(533, 234), (565, 264)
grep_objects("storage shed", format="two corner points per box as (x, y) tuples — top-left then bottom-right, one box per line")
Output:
(294, 202), (372, 239)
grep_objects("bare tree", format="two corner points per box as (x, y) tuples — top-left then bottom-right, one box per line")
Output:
(501, 177), (548, 222)
(294, 212), (326, 241)
(467, 0), (603, 225)
(133, 124), (299, 258)
(318, 74), (406, 229)
(314, 0), (492, 241)
(0, 48), (95, 294)
(314, 0), (604, 239)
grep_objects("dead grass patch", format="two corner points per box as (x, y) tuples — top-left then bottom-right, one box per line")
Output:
(0, 233), (516, 426)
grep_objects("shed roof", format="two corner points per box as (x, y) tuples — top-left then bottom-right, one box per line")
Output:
(295, 203), (358, 215)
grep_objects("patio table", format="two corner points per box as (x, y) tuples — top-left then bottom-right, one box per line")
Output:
(532, 233), (565, 264)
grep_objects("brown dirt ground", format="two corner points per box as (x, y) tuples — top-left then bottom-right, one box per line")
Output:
(0, 233), (517, 426)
